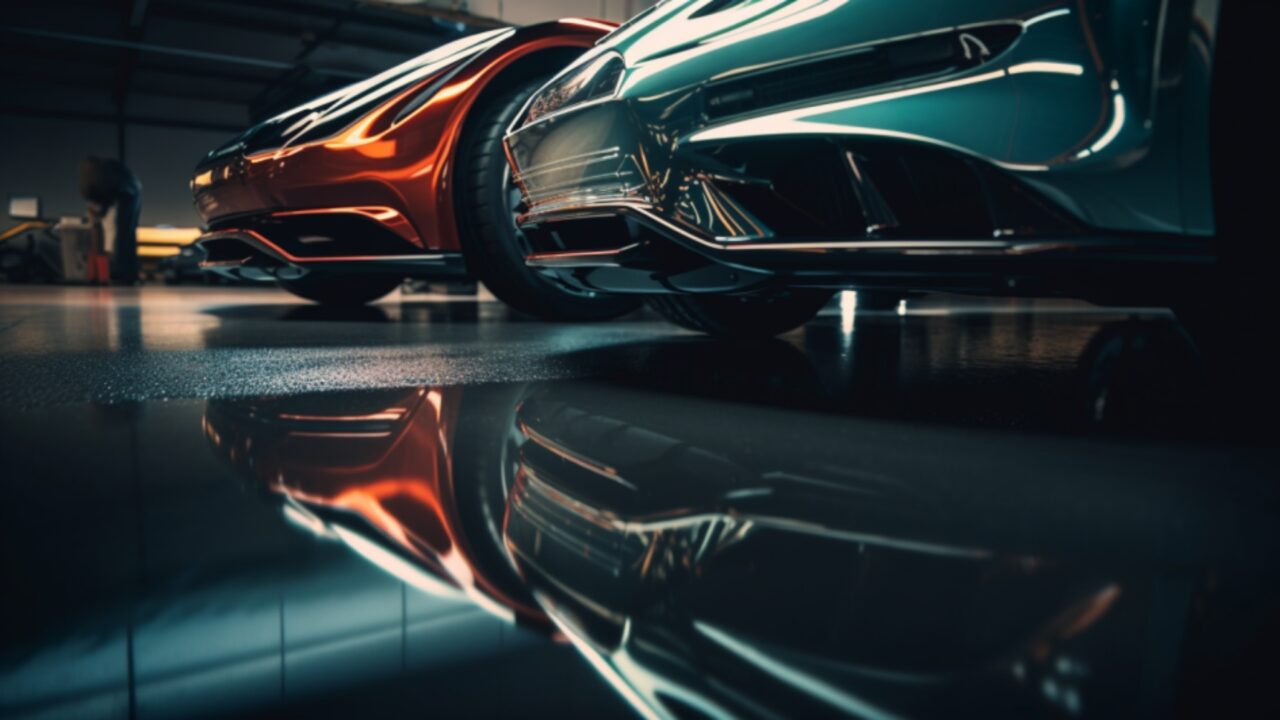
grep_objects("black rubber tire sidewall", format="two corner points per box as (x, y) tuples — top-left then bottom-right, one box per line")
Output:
(455, 75), (640, 321)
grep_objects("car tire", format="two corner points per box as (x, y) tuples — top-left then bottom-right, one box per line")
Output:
(447, 383), (542, 620)
(646, 291), (833, 338)
(278, 273), (402, 305)
(456, 75), (640, 321)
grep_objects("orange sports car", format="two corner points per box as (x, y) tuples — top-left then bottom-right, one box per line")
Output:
(191, 20), (635, 320)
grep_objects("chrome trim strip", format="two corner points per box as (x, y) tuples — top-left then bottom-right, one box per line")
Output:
(511, 147), (623, 182)
(197, 230), (459, 265)
(526, 243), (641, 268)
(517, 198), (652, 225)
(520, 203), (1204, 260)
(522, 172), (639, 200)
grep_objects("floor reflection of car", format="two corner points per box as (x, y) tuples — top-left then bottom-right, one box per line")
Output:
(203, 386), (546, 629)
(202, 319), (1275, 718)
(501, 371), (1276, 716)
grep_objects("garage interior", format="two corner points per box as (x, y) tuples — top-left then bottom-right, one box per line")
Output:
(1, 2), (1277, 720)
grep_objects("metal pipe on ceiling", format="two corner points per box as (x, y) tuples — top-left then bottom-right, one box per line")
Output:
(0, 25), (367, 79)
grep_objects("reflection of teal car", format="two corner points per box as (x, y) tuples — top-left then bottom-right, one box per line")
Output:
(505, 1), (1252, 337)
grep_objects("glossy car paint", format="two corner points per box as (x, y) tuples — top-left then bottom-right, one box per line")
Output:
(191, 20), (610, 274)
(504, 0), (1221, 297)
(202, 387), (549, 628)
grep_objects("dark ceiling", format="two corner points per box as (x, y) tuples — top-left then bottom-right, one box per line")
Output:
(0, 0), (505, 134)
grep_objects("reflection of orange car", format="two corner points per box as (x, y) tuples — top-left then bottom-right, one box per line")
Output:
(191, 20), (635, 320)
(203, 386), (546, 628)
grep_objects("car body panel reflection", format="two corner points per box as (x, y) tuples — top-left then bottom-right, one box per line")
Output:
(178, 317), (1280, 718)
(503, 382), (1208, 718)
(203, 385), (548, 629)
(492, 320), (1276, 718)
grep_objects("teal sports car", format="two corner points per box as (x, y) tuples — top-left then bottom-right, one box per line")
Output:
(504, 1), (1261, 337)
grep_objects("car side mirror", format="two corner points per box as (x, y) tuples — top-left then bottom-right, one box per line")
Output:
(8, 195), (42, 220)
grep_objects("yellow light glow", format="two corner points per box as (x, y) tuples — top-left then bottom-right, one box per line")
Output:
(138, 246), (182, 258)
(137, 226), (202, 245)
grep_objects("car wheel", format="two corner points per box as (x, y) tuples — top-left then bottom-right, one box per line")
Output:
(456, 75), (640, 321)
(646, 291), (833, 338)
(278, 273), (402, 305)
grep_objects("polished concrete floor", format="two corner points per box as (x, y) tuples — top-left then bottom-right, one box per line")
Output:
(0, 286), (671, 407)
(1, 285), (1277, 719)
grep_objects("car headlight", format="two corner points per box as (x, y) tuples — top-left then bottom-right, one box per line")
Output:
(521, 52), (625, 126)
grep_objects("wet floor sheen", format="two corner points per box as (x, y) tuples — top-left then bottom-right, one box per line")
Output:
(1, 286), (1277, 718)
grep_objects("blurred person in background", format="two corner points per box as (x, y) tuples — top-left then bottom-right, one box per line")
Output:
(79, 156), (141, 284)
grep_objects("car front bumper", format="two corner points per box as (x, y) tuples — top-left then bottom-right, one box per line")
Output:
(504, 98), (1213, 300)
(191, 152), (465, 281)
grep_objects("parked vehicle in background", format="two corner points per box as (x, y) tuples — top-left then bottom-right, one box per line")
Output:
(0, 218), (60, 284)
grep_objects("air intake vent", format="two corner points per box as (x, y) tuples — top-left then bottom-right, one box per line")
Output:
(703, 23), (1021, 120)
(690, 0), (751, 18)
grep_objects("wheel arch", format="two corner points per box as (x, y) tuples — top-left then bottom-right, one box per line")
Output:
(428, 21), (609, 257)
(451, 44), (592, 273)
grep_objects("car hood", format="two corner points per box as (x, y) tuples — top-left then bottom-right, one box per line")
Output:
(201, 27), (515, 163)
(595, 0), (1063, 97)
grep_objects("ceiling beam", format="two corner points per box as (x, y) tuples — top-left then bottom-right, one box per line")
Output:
(0, 26), (367, 79)
(0, 104), (245, 133)
(0, 49), (279, 87)
(3, 71), (270, 106)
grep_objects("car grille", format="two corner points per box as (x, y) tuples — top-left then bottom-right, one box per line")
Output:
(703, 24), (1021, 120)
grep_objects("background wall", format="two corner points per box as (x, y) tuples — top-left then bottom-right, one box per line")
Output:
(467, 0), (656, 24)
(1, 117), (115, 223)
(0, 117), (231, 228)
